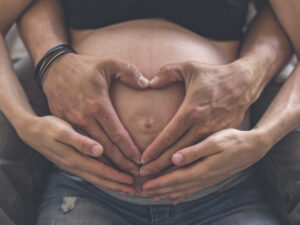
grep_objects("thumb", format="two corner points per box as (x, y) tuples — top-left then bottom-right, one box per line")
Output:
(172, 139), (217, 166)
(61, 126), (104, 157)
(150, 63), (184, 88)
(112, 61), (149, 89)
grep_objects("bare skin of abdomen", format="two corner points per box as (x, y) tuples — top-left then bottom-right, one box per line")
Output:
(71, 19), (243, 189)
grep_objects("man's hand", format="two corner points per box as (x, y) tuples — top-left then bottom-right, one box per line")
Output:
(42, 54), (150, 175)
(140, 61), (255, 176)
(141, 128), (270, 204)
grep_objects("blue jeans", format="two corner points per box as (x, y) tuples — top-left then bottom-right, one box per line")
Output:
(36, 172), (282, 225)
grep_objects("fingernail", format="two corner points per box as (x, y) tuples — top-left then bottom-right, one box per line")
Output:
(130, 169), (140, 176)
(139, 76), (149, 87)
(140, 169), (151, 177)
(173, 153), (183, 164)
(141, 157), (150, 165)
(150, 76), (159, 85)
(133, 158), (142, 165)
(91, 145), (103, 156)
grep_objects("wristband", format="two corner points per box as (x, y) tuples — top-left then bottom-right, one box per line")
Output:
(34, 44), (76, 89)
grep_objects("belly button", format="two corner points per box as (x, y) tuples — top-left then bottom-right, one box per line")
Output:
(145, 119), (153, 129)
(139, 117), (158, 132)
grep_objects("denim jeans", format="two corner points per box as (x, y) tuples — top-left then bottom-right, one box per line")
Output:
(36, 172), (282, 225)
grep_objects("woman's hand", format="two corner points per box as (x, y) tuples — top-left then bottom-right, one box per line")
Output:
(140, 61), (255, 175)
(141, 128), (270, 204)
(17, 115), (136, 194)
(42, 54), (150, 175)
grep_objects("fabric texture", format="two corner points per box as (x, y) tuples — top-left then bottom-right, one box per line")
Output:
(36, 172), (282, 225)
(251, 81), (300, 225)
(62, 0), (249, 40)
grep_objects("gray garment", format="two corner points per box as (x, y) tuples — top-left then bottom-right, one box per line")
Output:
(0, 57), (51, 225)
(251, 80), (300, 225)
(62, 168), (254, 205)
(36, 172), (282, 225)
(0, 56), (299, 225)
(99, 169), (253, 205)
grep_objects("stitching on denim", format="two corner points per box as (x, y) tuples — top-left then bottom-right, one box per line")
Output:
(149, 206), (155, 224)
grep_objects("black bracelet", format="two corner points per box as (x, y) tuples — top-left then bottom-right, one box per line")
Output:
(34, 44), (77, 90)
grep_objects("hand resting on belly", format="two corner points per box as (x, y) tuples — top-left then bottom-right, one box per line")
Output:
(71, 19), (245, 190)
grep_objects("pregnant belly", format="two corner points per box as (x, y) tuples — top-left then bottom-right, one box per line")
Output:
(71, 19), (240, 152)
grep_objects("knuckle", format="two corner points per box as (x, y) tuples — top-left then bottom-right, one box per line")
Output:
(164, 134), (175, 146)
(183, 61), (198, 71)
(74, 114), (88, 128)
(103, 142), (115, 152)
(158, 64), (172, 76)
(56, 125), (68, 136)
(110, 130), (126, 144)
(189, 107), (202, 121)
(121, 162), (136, 173)
(87, 101), (101, 114)
(103, 58), (120, 71)
(161, 64), (172, 72)
(61, 158), (77, 169)
(149, 166), (160, 175)
(191, 148), (200, 161)
(77, 139), (90, 154)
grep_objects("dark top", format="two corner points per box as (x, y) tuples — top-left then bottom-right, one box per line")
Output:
(61, 0), (250, 41)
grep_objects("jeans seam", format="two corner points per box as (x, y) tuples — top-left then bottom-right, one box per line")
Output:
(149, 206), (155, 225)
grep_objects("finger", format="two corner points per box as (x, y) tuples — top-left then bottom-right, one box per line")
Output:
(48, 149), (136, 194)
(140, 126), (201, 176)
(172, 136), (220, 166)
(71, 166), (136, 194)
(172, 197), (186, 205)
(95, 96), (141, 164)
(112, 61), (149, 89)
(103, 142), (140, 176)
(54, 141), (135, 185)
(139, 152), (173, 177)
(142, 166), (197, 190)
(150, 63), (184, 88)
(143, 173), (228, 197)
(57, 125), (103, 157)
(141, 180), (200, 196)
(141, 102), (193, 164)
(153, 178), (224, 203)
(84, 119), (139, 175)
(143, 155), (222, 190)
(152, 186), (200, 202)
(145, 154), (232, 191)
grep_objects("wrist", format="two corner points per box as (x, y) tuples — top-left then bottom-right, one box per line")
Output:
(41, 52), (76, 90)
(250, 125), (277, 154)
(231, 57), (265, 104)
(34, 44), (76, 90)
(13, 113), (38, 138)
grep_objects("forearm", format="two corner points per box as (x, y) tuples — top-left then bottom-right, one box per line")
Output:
(256, 64), (300, 148)
(0, 34), (35, 129)
(18, 0), (68, 64)
(234, 6), (292, 103)
(254, 0), (300, 149)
